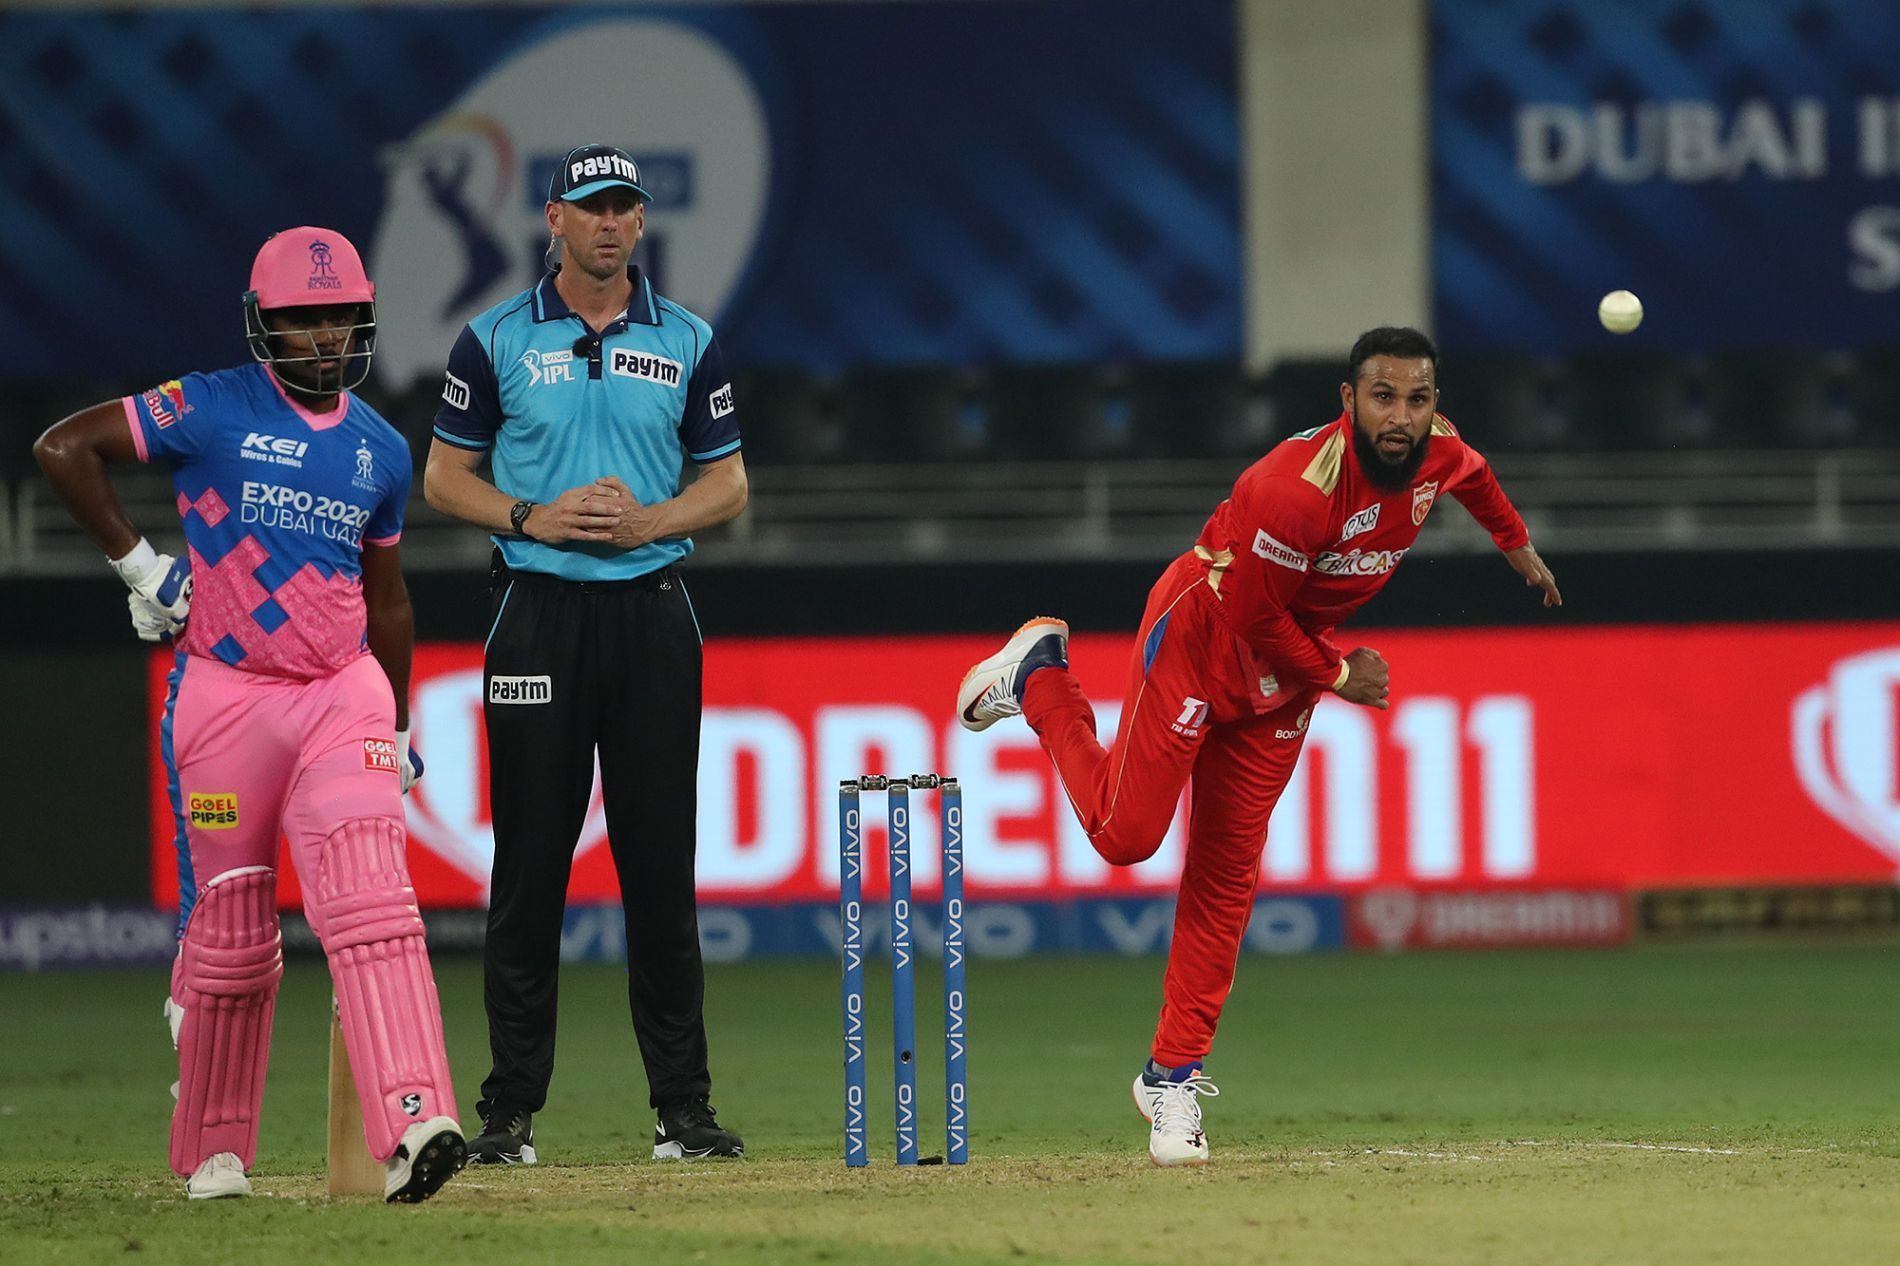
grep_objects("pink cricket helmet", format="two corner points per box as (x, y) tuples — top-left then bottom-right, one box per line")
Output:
(242, 226), (378, 391)
(248, 227), (375, 307)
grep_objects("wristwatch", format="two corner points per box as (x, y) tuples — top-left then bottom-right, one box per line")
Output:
(509, 500), (536, 537)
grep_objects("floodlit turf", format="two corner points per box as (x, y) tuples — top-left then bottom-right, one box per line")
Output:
(4, 944), (1899, 1264)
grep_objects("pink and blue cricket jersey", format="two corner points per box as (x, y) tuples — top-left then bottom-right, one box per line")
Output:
(127, 363), (413, 929)
(124, 362), (411, 680)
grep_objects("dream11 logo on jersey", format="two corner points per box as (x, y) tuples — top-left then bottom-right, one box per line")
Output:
(1793, 648), (1900, 863)
(367, 17), (771, 389)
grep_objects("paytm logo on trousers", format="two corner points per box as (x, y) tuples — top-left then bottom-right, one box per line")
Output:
(489, 674), (552, 704)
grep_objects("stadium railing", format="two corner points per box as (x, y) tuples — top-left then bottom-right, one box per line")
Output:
(5, 353), (1898, 572)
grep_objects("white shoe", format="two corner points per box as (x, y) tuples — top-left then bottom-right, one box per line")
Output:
(384, 1116), (467, 1203)
(956, 617), (1069, 732)
(1132, 1070), (1220, 1167)
(185, 1152), (251, 1199)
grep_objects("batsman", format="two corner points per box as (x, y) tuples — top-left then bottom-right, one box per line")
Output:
(956, 328), (1562, 1166)
(33, 228), (464, 1201)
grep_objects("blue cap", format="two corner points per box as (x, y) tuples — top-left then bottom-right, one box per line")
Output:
(549, 144), (651, 204)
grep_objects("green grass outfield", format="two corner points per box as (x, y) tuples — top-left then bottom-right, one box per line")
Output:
(4, 944), (1899, 1264)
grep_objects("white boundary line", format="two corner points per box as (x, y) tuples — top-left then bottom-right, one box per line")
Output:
(1358, 1140), (1760, 1161)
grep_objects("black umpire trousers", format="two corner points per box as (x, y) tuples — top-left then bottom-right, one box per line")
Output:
(478, 556), (711, 1115)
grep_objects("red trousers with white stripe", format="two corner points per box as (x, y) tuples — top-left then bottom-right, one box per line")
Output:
(1021, 554), (1318, 1067)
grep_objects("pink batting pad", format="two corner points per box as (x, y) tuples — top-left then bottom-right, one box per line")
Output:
(314, 817), (456, 1161)
(169, 866), (283, 1177)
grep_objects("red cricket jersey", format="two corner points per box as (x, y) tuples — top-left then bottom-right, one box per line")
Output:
(1188, 411), (1530, 693)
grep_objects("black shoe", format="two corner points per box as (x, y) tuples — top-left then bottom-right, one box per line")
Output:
(653, 1094), (744, 1159)
(467, 1101), (536, 1165)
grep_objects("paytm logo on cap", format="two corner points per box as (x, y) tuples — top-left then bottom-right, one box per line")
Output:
(571, 151), (641, 186)
(528, 154), (694, 212)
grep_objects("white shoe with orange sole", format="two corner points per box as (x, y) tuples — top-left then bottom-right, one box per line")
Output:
(955, 618), (1070, 732)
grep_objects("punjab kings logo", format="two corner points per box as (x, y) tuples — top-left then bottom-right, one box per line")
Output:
(1793, 648), (1900, 863)
(1411, 480), (1439, 526)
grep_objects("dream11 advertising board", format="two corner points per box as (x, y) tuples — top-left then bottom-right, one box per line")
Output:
(149, 624), (1900, 954)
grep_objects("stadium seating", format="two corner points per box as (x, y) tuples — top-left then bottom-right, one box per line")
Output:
(1125, 360), (1263, 459)
(730, 367), (841, 465)
(1437, 354), (1578, 451)
(836, 365), (984, 463)
(985, 364), (1116, 461)
(1852, 345), (1900, 448)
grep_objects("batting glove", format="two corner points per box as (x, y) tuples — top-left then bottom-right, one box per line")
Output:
(127, 591), (183, 643)
(396, 729), (425, 794)
(110, 539), (192, 626)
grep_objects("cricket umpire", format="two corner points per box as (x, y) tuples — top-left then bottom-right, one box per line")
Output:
(424, 143), (747, 1163)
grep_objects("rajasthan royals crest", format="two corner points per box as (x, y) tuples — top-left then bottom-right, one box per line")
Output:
(1411, 480), (1439, 525)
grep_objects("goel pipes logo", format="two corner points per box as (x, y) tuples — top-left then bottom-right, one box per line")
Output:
(1793, 648), (1900, 862)
(188, 793), (239, 829)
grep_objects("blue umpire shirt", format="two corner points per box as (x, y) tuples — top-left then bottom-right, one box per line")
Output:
(432, 264), (741, 581)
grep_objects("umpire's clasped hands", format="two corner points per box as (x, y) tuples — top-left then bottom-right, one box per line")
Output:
(529, 478), (662, 550)
(589, 476), (665, 550)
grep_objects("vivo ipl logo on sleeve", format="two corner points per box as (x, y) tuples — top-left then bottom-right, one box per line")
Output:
(1794, 648), (1900, 863)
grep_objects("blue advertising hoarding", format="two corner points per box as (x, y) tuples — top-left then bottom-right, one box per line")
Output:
(0, 898), (1346, 969)
(0, 1), (1239, 385)
(1433, 0), (1900, 352)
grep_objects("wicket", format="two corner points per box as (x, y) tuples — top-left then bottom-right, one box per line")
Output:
(838, 774), (968, 1167)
